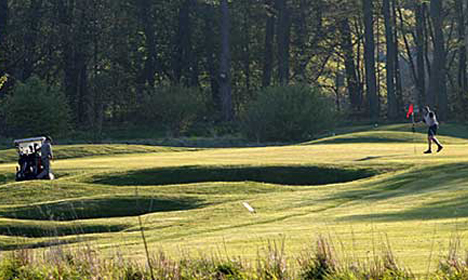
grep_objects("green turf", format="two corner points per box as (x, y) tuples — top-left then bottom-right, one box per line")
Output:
(1, 124), (468, 274)
(0, 144), (191, 164)
(306, 130), (468, 145)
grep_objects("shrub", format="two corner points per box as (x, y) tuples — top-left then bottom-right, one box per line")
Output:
(140, 85), (206, 137)
(1, 77), (71, 137)
(241, 84), (336, 142)
(299, 237), (337, 280)
(257, 240), (290, 280)
(434, 239), (468, 280)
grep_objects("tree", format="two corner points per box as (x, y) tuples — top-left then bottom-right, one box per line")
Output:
(428, 0), (447, 120)
(262, 0), (275, 88)
(2, 0), (468, 134)
(0, 0), (8, 94)
(362, 0), (379, 119)
(414, 1), (426, 109)
(339, 16), (361, 112)
(200, 3), (220, 108)
(276, 0), (290, 85)
(219, 0), (234, 121)
(173, 0), (198, 86)
(0, 0), (7, 44)
(383, 0), (397, 119)
(135, 0), (158, 98)
(455, 0), (467, 100)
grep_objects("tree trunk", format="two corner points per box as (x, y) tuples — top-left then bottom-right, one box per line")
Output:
(57, 0), (79, 123)
(136, 0), (157, 95)
(76, 6), (90, 126)
(415, 1), (426, 109)
(262, 0), (275, 87)
(362, 0), (379, 119)
(90, 2), (101, 139)
(242, 6), (251, 92)
(392, 0), (403, 116)
(276, 0), (290, 85)
(77, 52), (88, 125)
(173, 0), (194, 86)
(456, 0), (467, 98)
(219, 0), (234, 121)
(428, 0), (447, 120)
(339, 17), (360, 112)
(22, 0), (43, 81)
(294, 0), (307, 82)
(355, 19), (364, 110)
(202, 4), (219, 110)
(0, 0), (8, 44)
(189, 1), (199, 88)
(383, 0), (397, 119)
(0, 0), (8, 86)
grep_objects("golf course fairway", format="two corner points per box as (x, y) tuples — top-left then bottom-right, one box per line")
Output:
(1, 124), (468, 274)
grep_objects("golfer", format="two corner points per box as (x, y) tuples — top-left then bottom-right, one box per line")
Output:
(422, 106), (443, 154)
(37, 136), (54, 179)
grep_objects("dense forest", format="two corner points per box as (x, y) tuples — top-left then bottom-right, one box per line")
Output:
(0, 0), (467, 140)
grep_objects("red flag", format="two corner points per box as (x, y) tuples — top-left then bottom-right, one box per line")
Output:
(406, 104), (414, 119)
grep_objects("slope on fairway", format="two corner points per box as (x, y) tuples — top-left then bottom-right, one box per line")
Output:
(0, 127), (468, 273)
(0, 144), (192, 164)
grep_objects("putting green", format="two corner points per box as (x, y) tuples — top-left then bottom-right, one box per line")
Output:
(0, 125), (468, 274)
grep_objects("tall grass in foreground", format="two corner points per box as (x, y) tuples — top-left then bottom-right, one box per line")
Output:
(0, 237), (466, 279)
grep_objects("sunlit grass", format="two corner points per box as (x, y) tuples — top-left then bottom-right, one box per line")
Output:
(0, 126), (468, 274)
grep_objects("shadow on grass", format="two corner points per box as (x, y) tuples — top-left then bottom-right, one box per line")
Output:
(0, 173), (15, 185)
(0, 196), (204, 221)
(342, 195), (468, 222)
(326, 163), (468, 222)
(0, 237), (87, 250)
(0, 222), (128, 238)
(92, 165), (379, 187)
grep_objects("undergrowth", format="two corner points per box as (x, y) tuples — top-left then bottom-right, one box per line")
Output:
(0, 236), (465, 279)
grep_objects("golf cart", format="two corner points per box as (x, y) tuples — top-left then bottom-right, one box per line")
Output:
(14, 137), (54, 181)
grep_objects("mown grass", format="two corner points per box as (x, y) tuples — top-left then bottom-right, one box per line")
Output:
(326, 122), (468, 140)
(306, 130), (467, 145)
(0, 125), (468, 276)
(0, 144), (191, 164)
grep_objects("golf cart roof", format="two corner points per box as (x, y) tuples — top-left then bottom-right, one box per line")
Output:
(14, 137), (46, 145)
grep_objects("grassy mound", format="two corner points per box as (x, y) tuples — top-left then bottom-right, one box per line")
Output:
(0, 196), (203, 221)
(305, 130), (468, 145)
(91, 165), (379, 186)
(329, 123), (468, 139)
(0, 220), (128, 238)
(0, 144), (190, 164)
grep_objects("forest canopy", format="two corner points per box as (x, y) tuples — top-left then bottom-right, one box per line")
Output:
(0, 0), (466, 139)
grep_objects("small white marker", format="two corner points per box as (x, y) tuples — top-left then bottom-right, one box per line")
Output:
(242, 202), (256, 214)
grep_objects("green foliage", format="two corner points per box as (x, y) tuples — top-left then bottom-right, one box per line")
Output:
(0, 74), (8, 90)
(214, 262), (246, 279)
(1, 77), (71, 137)
(0, 251), (45, 280)
(241, 84), (336, 142)
(0, 253), (22, 280)
(434, 239), (468, 280)
(299, 238), (337, 280)
(140, 85), (206, 137)
(256, 241), (290, 280)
